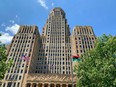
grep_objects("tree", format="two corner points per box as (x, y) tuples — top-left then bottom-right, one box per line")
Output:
(0, 34), (12, 80)
(76, 34), (116, 87)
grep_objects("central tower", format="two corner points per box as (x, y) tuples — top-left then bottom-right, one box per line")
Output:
(37, 8), (72, 74)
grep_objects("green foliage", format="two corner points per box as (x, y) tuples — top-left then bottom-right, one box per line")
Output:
(76, 34), (116, 87)
(0, 44), (7, 80)
(0, 34), (12, 80)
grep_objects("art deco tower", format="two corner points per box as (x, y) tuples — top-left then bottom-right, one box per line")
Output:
(1, 8), (97, 87)
(36, 8), (72, 74)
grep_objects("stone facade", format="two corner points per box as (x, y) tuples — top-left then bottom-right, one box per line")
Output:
(26, 74), (76, 87)
(1, 8), (96, 87)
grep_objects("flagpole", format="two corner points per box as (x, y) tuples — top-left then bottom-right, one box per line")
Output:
(71, 55), (80, 87)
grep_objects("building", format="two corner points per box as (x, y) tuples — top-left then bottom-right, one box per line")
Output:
(1, 26), (40, 87)
(38, 8), (71, 74)
(71, 26), (96, 56)
(1, 8), (96, 87)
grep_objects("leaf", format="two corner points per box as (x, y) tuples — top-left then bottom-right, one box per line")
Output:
(76, 34), (116, 87)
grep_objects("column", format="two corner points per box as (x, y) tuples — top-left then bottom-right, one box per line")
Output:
(48, 84), (50, 87)
(74, 84), (76, 87)
(72, 84), (74, 87)
(36, 83), (38, 87)
(60, 84), (62, 87)
(66, 84), (68, 87)
(42, 83), (44, 87)
(30, 83), (33, 87)
(54, 84), (56, 87)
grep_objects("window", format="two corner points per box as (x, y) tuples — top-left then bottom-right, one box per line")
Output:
(7, 82), (12, 87)
(17, 83), (20, 87)
(16, 75), (18, 80)
(10, 53), (12, 56)
(5, 74), (8, 80)
(83, 45), (85, 48)
(80, 50), (82, 53)
(13, 83), (16, 87)
(54, 11), (60, 15)
(76, 46), (78, 48)
(27, 44), (29, 47)
(15, 40), (17, 43)
(3, 83), (6, 87)
(12, 49), (14, 52)
(22, 64), (24, 67)
(21, 70), (23, 73)
(26, 49), (28, 52)
(63, 62), (64, 64)
(19, 76), (21, 80)
(8, 69), (10, 73)
(77, 50), (78, 53)
(91, 45), (93, 48)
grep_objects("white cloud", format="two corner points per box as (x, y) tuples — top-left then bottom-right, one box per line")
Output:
(15, 15), (18, 18)
(37, 0), (48, 9)
(0, 32), (13, 44)
(1, 23), (6, 27)
(5, 24), (20, 34)
(15, 15), (20, 21)
(0, 17), (20, 44)
(51, 2), (54, 7)
(9, 20), (15, 24)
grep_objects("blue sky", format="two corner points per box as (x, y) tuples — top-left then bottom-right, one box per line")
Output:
(0, 0), (116, 43)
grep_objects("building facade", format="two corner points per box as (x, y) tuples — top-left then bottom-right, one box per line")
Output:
(37, 8), (72, 74)
(1, 26), (40, 87)
(1, 8), (96, 87)
(71, 26), (96, 56)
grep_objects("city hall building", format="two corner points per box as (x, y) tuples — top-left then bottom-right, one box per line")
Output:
(1, 8), (96, 87)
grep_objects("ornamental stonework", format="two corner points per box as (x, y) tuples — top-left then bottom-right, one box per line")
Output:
(27, 74), (77, 82)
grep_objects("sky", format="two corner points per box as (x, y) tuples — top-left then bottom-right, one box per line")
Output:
(0, 0), (116, 44)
